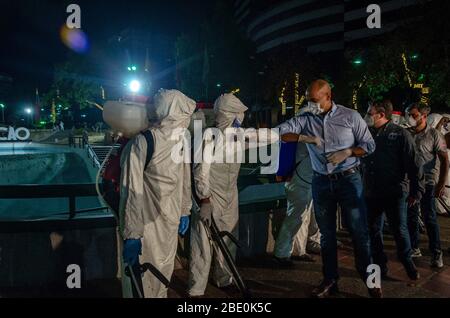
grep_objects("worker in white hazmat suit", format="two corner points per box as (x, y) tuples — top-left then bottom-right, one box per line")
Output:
(119, 89), (196, 298)
(274, 141), (321, 265)
(188, 93), (248, 297)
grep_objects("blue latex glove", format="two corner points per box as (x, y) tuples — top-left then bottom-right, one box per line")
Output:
(178, 216), (190, 236)
(123, 239), (142, 266)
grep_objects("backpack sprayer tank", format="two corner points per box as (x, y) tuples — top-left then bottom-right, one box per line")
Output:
(97, 100), (150, 217)
(103, 100), (149, 138)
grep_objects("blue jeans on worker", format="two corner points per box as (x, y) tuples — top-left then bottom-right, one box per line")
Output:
(408, 184), (442, 256)
(312, 170), (372, 281)
(366, 192), (414, 275)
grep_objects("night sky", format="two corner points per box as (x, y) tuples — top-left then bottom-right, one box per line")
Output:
(0, 0), (210, 108)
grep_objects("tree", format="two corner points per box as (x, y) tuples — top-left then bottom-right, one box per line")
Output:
(42, 55), (101, 125)
(345, 0), (450, 111)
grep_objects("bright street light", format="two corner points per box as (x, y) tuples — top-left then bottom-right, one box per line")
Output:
(25, 108), (33, 126)
(129, 80), (141, 93)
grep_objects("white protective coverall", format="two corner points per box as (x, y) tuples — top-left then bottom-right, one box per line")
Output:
(188, 93), (248, 296)
(274, 141), (321, 258)
(119, 89), (195, 298)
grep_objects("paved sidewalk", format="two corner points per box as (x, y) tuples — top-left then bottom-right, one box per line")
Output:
(169, 214), (450, 298)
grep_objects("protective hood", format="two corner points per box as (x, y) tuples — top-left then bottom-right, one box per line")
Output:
(147, 89), (196, 130)
(213, 93), (248, 130)
(427, 113), (443, 129)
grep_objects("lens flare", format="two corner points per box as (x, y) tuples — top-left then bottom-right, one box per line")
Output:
(60, 25), (89, 53)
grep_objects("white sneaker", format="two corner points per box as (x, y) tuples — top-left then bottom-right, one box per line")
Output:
(411, 248), (422, 258)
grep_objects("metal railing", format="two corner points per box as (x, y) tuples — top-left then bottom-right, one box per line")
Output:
(0, 183), (112, 221)
(86, 144), (102, 168)
(68, 136), (85, 148)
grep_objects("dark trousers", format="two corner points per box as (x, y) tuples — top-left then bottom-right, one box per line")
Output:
(407, 184), (442, 256)
(367, 192), (414, 274)
(312, 171), (372, 281)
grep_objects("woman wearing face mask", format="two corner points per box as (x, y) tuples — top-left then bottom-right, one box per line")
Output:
(362, 100), (424, 281)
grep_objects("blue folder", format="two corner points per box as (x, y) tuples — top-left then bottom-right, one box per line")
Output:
(276, 141), (298, 177)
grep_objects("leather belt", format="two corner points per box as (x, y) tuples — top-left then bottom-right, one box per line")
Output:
(314, 167), (359, 181)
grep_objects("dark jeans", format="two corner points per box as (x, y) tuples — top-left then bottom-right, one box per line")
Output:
(407, 184), (442, 256)
(312, 171), (372, 281)
(366, 192), (414, 274)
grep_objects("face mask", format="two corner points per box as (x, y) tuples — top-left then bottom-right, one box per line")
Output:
(307, 101), (324, 115)
(364, 114), (375, 127)
(408, 115), (418, 127)
(232, 118), (242, 128)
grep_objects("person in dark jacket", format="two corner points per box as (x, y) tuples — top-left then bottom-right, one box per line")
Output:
(362, 100), (424, 280)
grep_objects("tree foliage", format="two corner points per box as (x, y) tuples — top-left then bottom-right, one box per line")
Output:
(345, 0), (450, 110)
(43, 56), (101, 124)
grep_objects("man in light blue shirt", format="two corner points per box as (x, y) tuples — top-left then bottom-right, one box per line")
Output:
(277, 79), (380, 298)
(278, 98), (375, 175)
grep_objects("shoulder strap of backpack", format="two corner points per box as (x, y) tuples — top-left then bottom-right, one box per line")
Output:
(141, 130), (154, 170)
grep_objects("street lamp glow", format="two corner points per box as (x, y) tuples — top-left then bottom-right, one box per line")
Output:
(25, 108), (32, 114)
(0, 103), (5, 108)
(129, 80), (141, 93)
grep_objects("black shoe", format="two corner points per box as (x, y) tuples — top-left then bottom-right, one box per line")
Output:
(431, 251), (444, 268)
(408, 270), (420, 281)
(405, 262), (420, 280)
(368, 287), (383, 298)
(311, 279), (338, 298)
(306, 241), (321, 255)
(273, 256), (294, 268)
